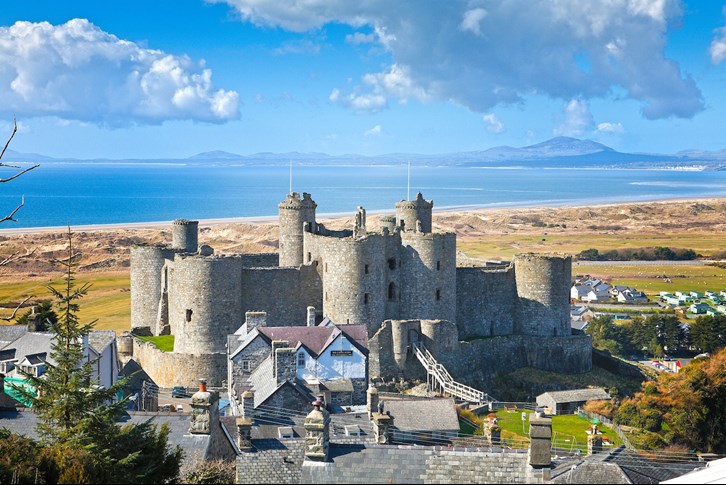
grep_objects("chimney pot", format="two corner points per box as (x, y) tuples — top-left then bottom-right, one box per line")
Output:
(199, 379), (207, 393)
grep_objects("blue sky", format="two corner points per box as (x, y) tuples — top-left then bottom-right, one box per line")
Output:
(1, 0), (726, 159)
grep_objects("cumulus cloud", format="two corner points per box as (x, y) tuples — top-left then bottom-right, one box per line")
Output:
(364, 124), (382, 136)
(215, 0), (703, 119)
(597, 122), (624, 134)
(0, 19), (239, 125)
(329, 88), (387, 114)
(482, 113), (504, 134)
(329, 64), (426, 113)
(460, 8), (488, 36)
(553, 99), (593, 136)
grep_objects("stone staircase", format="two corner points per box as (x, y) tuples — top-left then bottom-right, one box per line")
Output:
(412, 343), (495, 405)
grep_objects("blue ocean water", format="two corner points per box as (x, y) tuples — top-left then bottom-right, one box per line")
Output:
(2, 163), (726, 229)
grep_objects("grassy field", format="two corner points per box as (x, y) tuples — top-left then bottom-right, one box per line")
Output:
(0, 271), (130, 332)
(573, 264), (726, 296)
(457, 232), (726, 261)
(467, 409), (622, 452)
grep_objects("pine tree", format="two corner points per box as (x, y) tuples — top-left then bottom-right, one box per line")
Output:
(13, 228), (182, 483)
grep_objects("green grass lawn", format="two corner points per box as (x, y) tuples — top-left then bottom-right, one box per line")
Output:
(136, 335), (174, 352)
(493, 409), (622, 453)
(573, 264), (726, 296)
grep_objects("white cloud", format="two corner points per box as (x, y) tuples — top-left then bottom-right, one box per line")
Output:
(330, 64), (426, 113)
(345, 32), (376, 45)
(710, 7), (726, 64)
(460, 8), (487, 36)
(482, 113), (504, 134)
(0, 19), (239, 125)
(364, 124), (382, 136)
(215, 0), (703, 119)
(553, 99), (593, 136)
(273, 38), (321, 55)
(597, 122), (624, 134)
(329, 88), (387, 114)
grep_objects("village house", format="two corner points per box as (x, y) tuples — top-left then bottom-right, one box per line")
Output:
(227, 310), (369, 417)
(616, 288), (648, 304)
(536, 388), (611, 415)
(689, 303), (711, 315)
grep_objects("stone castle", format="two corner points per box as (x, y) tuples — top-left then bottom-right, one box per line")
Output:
(129, 192), (591, 389)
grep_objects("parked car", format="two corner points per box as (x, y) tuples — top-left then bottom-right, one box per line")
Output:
(171, 386), (189, 398)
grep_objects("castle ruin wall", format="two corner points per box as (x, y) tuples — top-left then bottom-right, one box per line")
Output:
(455, 266), (516, 339)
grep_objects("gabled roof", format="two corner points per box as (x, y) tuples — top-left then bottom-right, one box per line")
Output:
(88, 330), (116, 354)
(0, 325), (27, 348)
(0, 333), (55, 367)
(257, 324), (368, 358)
(22, 353), (47, 366)
(538, 388), (610, 404)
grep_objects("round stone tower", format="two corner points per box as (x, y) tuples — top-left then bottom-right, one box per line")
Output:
(399, 232), (456, 322)
(514, 253), (572, 337)
(172, 219), (199, 253)
(278, 192), (317, 267)
(168, 254), (244, 354)
(130, 245), (169, 335)
(395, 192), (433, 233)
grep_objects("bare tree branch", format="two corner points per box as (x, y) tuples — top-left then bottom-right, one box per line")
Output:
(0, 248), (36, 267)
(0, 164), (40, 183)
(0, 116), (17, 160)
(0, 295), (32, 321)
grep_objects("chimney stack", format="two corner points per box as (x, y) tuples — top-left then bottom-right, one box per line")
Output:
(244, 312), (267, 334)
(272, 341), (296, 385)
(241, 390), (255, 420)
(367, 386), (379, 420)
(306, 306), (316, 327)
(236, 417), (253, 452)
(189, 377), (219, 435)
(528, 414), (552, 468)
(304, 400), (330, 462)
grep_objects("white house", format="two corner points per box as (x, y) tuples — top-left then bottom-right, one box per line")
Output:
(228, 312), (369, 414)
(617, 289), (648, 304)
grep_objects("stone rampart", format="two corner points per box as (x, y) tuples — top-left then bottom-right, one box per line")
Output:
(456, 266), (516, 338)
(131, 338), (227, 388)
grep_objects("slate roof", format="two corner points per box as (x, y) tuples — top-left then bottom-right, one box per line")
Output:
(0, 325), (27, 348)
(0, 333), (55, 367)
(23, 353), (47, 366)
(538, 388), (610, 404)
(381, 397), (459, 432)
(551, 446), (706, 484)
(248, 356), (278, 407)
(257, 324), (368, 358)
(0, 348), (16, 361)
(662, 456), (726, 484)
(88, 330), (116, 353)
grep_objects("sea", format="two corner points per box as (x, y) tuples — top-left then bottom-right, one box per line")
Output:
(2, 162), (726, 229)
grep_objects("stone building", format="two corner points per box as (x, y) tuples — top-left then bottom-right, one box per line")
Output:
(129, 191), (591, 388)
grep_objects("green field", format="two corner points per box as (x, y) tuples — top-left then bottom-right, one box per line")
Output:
(0, 272), (131, 332)
(494, 409), (622, 452)
(136, 335), (174, 352)
(458, 232), (726, 261)
(573, 264), (726, 296)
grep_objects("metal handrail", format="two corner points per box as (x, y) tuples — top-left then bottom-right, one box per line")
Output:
(412, 342), (490, 404)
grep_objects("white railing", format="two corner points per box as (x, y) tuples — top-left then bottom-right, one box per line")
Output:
(412, 343), (494, 404)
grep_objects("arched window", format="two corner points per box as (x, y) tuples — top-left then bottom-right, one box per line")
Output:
(388, 282), (396, 300)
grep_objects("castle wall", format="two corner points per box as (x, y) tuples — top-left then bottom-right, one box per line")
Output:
(241, 253), (279, 268)
(130, 245), (174, 335)
(240, 265), (322, 327)
(132, 338), (227, 388)
(514, 254), (572, 337)
(455, 266), (516, 339)
(399, 232), (456, 323)
(168, 255), (244, 354)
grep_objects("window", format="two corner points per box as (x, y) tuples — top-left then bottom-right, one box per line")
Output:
(388, 258), (396, 270)
(185, 309), (193, 322)
(242, 360), (250, 372)
(364, 264), (369, 274)
(388, 282), (396, 301)
(436, 289), (441, 301)
(297, 352), (306, 367)
(307, 252), (312, 262)
(325, 262), (328, 273)
(364, 293), (370, 304)
(437, 261), (441, 271)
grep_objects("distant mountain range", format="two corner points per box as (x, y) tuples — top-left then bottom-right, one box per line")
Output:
(4, 136), (725, 170)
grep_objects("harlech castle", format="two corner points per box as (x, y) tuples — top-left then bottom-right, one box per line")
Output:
(128, 192), (591, 389)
